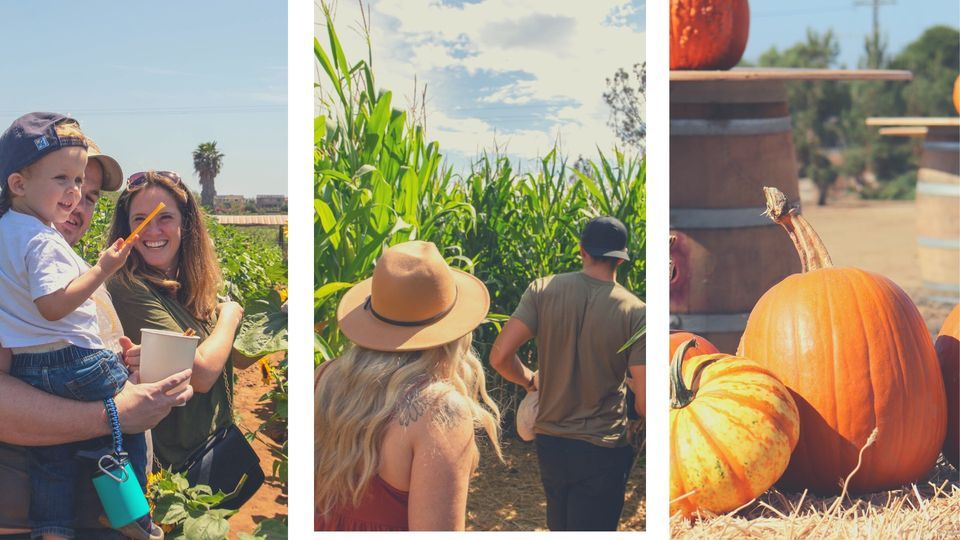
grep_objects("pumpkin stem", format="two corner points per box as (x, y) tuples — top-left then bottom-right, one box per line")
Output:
(670, 339), (697, 409)
(763, 187), (834, 272)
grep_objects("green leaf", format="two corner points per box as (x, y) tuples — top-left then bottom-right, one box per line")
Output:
(183, 513), (231, 540)
(618, 324), (646, 354)
(153, 496), (189, 525)
(238, 518), (287, 540)
(234, 310), (288, 357)
(313, 116), (327, 144)
(314, 281), (353, 305)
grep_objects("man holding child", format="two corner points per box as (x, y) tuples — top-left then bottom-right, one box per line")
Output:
(0, 113), (192, 540)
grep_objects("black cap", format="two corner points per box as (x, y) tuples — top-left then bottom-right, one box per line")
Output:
(580, 216), (629, 261)
(0, 112), (86, 191)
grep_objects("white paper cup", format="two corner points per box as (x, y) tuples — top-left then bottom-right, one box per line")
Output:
(140, 328), (199, 403)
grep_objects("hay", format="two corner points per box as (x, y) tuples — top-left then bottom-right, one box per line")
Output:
(671, 458), (960, 539)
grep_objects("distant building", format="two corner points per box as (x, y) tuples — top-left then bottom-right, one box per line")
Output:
(256, 195), (287, 212)
(215, 195), (248, 213)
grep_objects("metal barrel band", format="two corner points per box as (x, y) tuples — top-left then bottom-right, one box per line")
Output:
(670, 312), (751, 333)
(670, 206), (792, 229)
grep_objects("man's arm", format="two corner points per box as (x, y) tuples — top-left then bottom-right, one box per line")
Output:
(0, 344), (193, 446)
(627, 364), (646, 417)
(489, 318), (537, 391)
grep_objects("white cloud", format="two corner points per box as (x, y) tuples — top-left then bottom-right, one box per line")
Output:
(317, 0), (645, 164)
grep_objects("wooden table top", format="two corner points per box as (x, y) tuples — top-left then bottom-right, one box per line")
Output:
(671, 68), (912, 82)
(866, 117), (960, 127)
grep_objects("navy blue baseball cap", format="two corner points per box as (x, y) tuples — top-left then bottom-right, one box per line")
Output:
(0, 112), (87, 192)
(581, 216), (630, 261)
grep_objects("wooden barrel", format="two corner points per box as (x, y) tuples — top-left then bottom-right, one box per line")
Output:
(916, 126), (960, 304)
(670, 80), (802, 353)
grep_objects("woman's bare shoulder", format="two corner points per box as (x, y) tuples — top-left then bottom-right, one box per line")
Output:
(398, 382), (474, 438)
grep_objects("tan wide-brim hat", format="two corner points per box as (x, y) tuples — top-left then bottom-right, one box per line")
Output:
(337, 241), (490, 352)
(85, 138), (123, 191)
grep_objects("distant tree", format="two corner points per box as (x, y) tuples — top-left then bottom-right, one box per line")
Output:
(603, 62), (646, 153)
(890, 25), (960, 117)
(193, 141), (224, 209)
(759, 30), (850, 206)
(847, 25), (959, 194)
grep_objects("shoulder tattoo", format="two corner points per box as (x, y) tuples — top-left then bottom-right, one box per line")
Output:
(397, 388), (427, 427)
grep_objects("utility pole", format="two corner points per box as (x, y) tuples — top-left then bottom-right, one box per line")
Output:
(855, 0), (895, 68)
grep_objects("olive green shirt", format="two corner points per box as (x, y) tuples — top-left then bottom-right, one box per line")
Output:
(512, 272), (645, 447)
(107, 277), (234, 469)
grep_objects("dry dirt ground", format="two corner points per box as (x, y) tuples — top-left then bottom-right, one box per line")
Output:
(226, 356), (288, 537)
(673, 198), (959, 538)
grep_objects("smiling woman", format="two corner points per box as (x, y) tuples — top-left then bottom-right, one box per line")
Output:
(105, 170), (259, 471)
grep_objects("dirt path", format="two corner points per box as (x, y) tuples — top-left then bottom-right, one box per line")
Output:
(226, 356), (287, 536)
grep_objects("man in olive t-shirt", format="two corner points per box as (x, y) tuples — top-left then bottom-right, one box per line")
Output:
(490, 216), (645, 531)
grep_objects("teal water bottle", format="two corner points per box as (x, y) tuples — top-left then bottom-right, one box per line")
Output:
(92, 397), (150, 527)
(92, 454), (150, 527)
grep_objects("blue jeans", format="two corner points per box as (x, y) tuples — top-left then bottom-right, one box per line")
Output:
(11, 346), (147, 540)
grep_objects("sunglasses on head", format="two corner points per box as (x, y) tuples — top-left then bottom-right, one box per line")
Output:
(126, 171), (183, 192)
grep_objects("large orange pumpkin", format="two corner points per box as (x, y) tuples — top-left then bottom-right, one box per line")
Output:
(670, 331), (720, 361)
(670, 0), (750, 70)
(670, 340), (800, 518)
(738, 187), (948, 494)
(936, 305), (959, 468)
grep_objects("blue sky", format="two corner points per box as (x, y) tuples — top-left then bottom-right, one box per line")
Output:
(0, 1), (287, 197)
(318, 1), (957, 174)
(745, 0), (960, 67)
(317, 0), (646, 171)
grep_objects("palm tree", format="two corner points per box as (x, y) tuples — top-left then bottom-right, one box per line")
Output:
(193, 141), (224, 209)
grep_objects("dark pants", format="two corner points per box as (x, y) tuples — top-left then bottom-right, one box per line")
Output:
(11, 346), (147, 539)
(534, 434), (635, 531)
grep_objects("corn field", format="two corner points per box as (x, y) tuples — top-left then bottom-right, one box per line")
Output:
(314, 7), (646, 399)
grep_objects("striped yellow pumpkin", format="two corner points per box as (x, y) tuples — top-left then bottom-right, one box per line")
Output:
(670, 340), (800, 518)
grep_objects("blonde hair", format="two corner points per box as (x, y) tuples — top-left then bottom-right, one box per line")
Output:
(108, 171), (221, 320)
(0, 119), (87, 216)
(314, 333), (502, 517)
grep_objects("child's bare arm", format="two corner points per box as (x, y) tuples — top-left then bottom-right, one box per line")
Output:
(34, 237), (137, 321)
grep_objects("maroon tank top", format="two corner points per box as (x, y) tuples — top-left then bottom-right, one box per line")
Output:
(314, 475), (409, 531)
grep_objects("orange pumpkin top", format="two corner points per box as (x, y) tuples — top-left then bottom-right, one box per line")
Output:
(670, 0), (750, 70)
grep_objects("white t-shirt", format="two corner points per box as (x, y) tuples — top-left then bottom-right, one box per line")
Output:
(0, 210), (104, 350)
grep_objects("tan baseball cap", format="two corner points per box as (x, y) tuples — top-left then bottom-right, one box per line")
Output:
(85, 138), (123, 191)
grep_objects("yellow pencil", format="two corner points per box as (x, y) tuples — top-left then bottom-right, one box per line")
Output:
(125, 201), (166, 244)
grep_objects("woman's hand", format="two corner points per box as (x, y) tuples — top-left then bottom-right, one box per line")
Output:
(216, 301), (244, 328)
